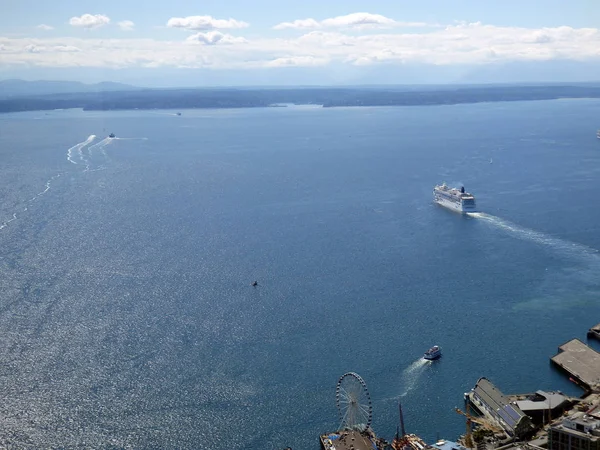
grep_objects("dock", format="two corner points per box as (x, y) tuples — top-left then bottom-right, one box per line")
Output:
(320, 430), (388, 450)
(587, 323), (600, 341)
(551, 339), (600, 392)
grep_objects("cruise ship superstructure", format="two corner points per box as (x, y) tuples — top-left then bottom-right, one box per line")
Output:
(433, 184), (476, 213)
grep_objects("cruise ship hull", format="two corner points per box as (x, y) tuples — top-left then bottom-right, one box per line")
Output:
(434, 196), (476, 214)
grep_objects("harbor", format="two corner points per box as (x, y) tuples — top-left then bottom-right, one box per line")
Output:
(313, 323), (600, 450)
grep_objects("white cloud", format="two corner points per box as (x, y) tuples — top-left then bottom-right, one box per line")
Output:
(54, 45), (81, 52)
(322, 12), (396, 28)
(69, 14), (110, 29)
(186, 31), (247, 45)
(273, 19), (320, 31)
(24, 44), (44, 53)
(274, 12), (428, 30)
(1, 23), (600, 70)
(265, 56), (330, 67)
(21, 44), (81, 54)
(118, 20), (135, 31)
(37, 24), (54, 31)
(167, 15), (248, 31)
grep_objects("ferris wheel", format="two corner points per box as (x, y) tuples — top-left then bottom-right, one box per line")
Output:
(336, 372), (373, 432)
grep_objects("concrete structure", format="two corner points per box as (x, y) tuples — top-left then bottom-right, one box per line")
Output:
(320, 430), (389, 450)
(549, 412), (600, 450)
(551, 339), (600, 392)
(587, 323), (600, 341)
(468, 378), (535, 439)
(512, 391), (573, 425)
(392, 433), (432, 450)
(432, 439), (467, 450)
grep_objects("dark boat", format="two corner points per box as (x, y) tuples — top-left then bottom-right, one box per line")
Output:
(108, 133), (115, 138)
(176, 112), (182, 116)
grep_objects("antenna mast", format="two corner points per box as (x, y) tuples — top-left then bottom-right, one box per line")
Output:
(399, 402), (407, 437)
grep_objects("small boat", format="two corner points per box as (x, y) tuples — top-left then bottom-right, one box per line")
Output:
(597, 129), (600, 139)
(108, 133), (115, 138)
(423, 345), (441, 360)
(176, 112), (182, 116)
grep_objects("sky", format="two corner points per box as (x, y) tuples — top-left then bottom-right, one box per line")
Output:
(1, 0), (600, 86)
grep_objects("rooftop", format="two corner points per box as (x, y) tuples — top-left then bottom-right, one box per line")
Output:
(432, 439), (467, 450)
(515, 391), (570, 412)
(472, 377), (531, 433)
(551, 339), (600, 391)
(321, 430), (387, 450)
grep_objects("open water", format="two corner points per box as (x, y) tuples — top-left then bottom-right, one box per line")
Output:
(1, 100), (600, 448)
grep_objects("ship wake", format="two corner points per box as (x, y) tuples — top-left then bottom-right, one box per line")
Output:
(1, 134), (121, 233)
(467, 212), (600, 311)
(66, 134), (96, 165)
(467, 212), (599, 261)
(399, 357), (431, 397)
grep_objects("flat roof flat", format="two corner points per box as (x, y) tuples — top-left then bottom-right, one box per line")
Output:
(321, 430), (382, 450)
(515, 391), (569, 412)
(432, 440), (467, 450)
(551, 339), (600, 390)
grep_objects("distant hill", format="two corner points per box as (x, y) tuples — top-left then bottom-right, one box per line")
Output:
(3, 84), (600, 114)
(0, 79), (140, 99)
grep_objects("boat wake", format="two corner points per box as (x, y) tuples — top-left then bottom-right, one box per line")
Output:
(0, 134), (130, 233)
(84, 137), (114, 170)
(0, 213), (18, 231)
(66, 135), (96, 165)
(0, 173), (64, 232)
(398, 357), (431, 398)
(467, 212), (599, 261)
(468, 212), (600, 311)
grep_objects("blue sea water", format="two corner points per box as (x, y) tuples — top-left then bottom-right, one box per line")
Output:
(1, 100), (600, 448)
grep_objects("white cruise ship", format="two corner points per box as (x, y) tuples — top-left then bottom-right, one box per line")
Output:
(433, 183), (476, 213)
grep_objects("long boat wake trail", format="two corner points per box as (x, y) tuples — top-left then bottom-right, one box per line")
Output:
(0, 134), (119, 233)
(467, 212), (600, 261)
(0, 213), (18, 231)
(467, 212), (600, 310)
(399, 357), (430, 398)
(66, 135), (96, 165)
(0, 172), (65, 231)
(84, 137), (114, 170)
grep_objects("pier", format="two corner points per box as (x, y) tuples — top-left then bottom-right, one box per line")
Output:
(551, 339), (600, 392)
(588, 323), (600, 341)
(321, 430), (388, 450)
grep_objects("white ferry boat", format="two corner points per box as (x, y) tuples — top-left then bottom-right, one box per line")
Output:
(433, 183), (476, 213)
(424, 345), (441, 360)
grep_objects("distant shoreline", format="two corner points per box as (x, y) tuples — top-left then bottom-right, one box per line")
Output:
(2, 85), (600, 113)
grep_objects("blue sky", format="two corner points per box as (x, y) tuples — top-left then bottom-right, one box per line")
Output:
(1, 0), (599, 85)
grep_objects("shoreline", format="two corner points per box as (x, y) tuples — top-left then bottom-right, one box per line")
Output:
(2, 85), (600, 114)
